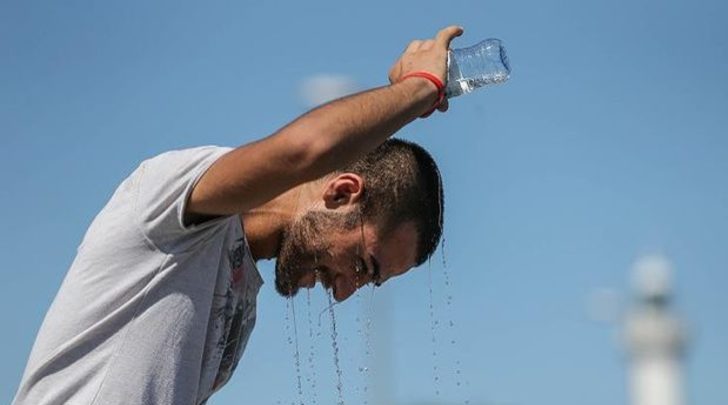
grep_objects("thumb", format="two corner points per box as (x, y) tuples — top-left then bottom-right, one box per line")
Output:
(435, 25), (464, 49)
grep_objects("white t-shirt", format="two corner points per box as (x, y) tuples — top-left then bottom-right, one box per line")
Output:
(14, 146), (263, 405)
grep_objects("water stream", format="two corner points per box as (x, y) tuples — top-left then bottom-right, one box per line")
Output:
(305, 289), (319, 405)
(286, 297), (305, 405)
(440, 237), (471, 404)
(327, 289), (346, 405)
(428, 260), (442, 398)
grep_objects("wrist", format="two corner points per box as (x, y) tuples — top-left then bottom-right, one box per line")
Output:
(398, 71), (445, 118)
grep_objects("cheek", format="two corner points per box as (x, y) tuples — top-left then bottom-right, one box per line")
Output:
(283, 232), (335, 271)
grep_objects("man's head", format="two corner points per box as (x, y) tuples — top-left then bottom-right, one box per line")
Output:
(275, 138), (444, 301)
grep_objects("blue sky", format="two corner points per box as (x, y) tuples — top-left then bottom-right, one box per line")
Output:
(2, 0), (727, 404)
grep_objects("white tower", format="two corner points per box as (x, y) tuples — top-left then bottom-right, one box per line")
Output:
(624, 255), (688, 405)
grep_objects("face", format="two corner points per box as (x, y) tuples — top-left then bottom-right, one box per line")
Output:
(275, 210), (418, 302)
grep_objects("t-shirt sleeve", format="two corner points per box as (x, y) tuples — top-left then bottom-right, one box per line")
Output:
(133, 145), (234, 253)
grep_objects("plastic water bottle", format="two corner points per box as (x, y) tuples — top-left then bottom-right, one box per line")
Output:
(445, 38), (511, 98)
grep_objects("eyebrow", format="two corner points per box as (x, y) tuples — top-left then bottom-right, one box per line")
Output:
(369, 254), (382, 287)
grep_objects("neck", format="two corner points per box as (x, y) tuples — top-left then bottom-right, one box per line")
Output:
(241, 182), (319, 261)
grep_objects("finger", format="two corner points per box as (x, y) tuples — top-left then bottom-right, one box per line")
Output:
(405, 40), (424, 53)
(435, 25), (464, 49)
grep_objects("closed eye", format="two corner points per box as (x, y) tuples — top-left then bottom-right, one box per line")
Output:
(369, 254), (382, 287)
(356, 255), (381, 287)
(354, 257), (366, 275)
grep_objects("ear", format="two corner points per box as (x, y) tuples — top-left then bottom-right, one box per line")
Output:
(322, 173), (364, 209)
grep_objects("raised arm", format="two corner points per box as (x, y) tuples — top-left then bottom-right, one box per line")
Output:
(187, 26), (463, 218)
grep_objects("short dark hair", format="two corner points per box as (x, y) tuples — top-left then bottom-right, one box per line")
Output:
(339, 138), (444, 266)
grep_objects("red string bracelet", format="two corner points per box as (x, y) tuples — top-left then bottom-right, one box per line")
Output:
(399, 71), (445, 118)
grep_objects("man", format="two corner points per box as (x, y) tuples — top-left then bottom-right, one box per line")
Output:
(14, 25), (463, 404)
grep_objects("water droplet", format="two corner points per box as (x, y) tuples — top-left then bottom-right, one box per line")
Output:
(428, 261), (441, 398)
(286, 297), (305, 405)
(327, 289), (346, 405)
(305, 290), (318, 404)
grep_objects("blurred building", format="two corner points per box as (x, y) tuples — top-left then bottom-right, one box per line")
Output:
(623, 255), (688, 405)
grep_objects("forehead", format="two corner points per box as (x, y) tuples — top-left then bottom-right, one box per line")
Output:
(364, 221), (418, 280)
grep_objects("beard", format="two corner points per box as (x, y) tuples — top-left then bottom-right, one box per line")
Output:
(274, 209), (360, 297)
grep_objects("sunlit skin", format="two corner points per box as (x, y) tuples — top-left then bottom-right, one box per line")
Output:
(288, 220), (418, 301)
(240, 173), (419, 302)
(186, 26), (464, 302)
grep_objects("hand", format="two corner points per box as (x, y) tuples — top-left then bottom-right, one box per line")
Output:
(388, 25), (464, 112)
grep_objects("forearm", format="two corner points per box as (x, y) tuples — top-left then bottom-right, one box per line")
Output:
(186, 26), (462, 217)
(192, 78), (438, 215)
(277, 77), (437, 183)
